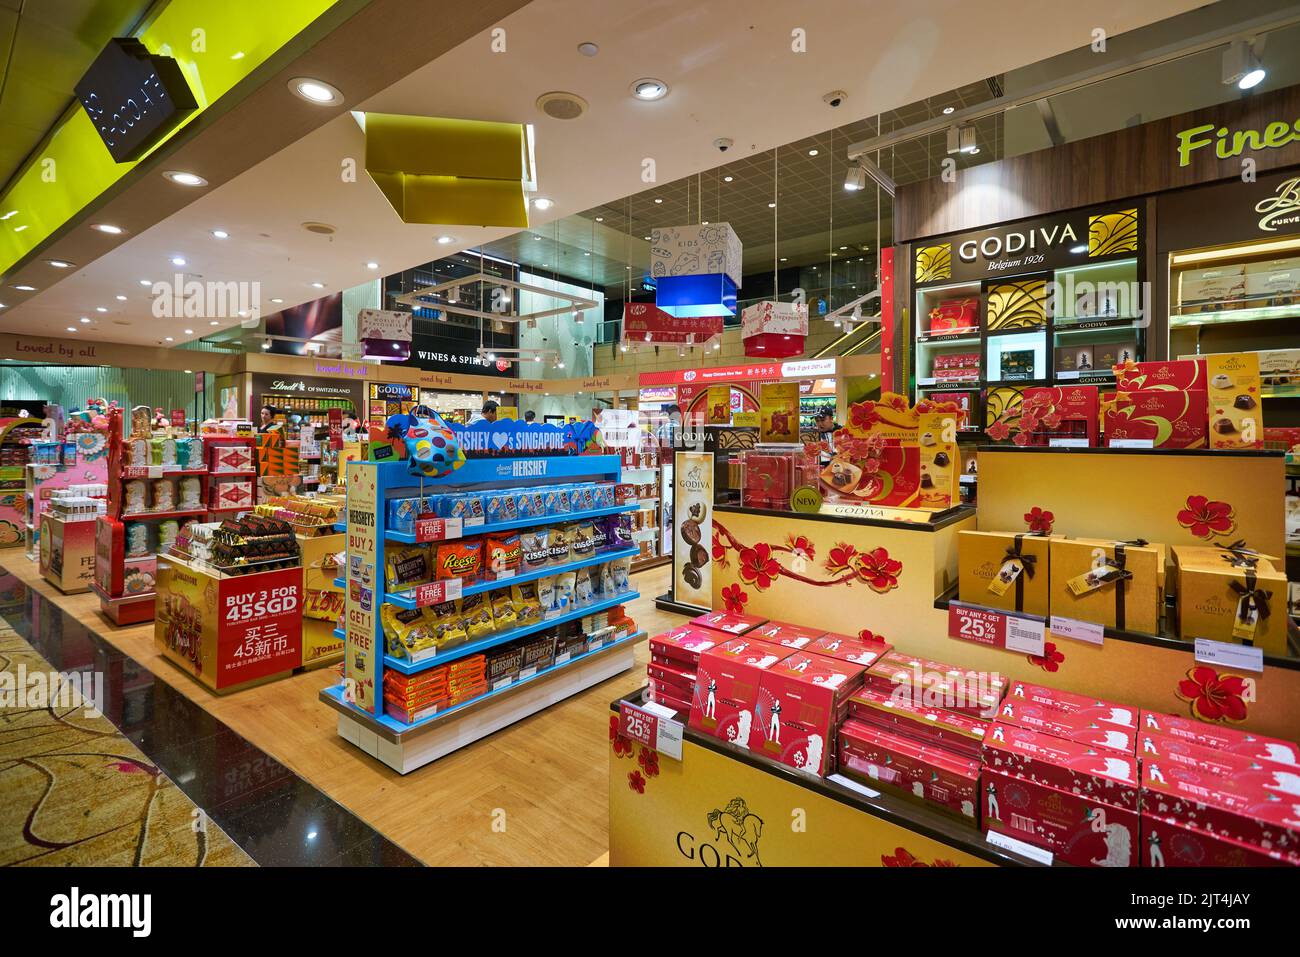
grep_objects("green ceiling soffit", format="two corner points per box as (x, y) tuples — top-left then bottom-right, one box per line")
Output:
(364, 112), (532, 228)
(0, 0), (339, 276)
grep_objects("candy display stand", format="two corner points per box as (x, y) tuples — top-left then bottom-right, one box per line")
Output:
(0, 418), (41, 549)
(320, 454), (644, 773)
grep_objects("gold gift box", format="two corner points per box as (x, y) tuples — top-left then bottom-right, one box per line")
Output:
(958, 530), (1051, 616)
(1173, 545), (1288, 656)
(1048, 537), (1162, 635)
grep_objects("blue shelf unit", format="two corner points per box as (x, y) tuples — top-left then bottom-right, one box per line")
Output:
(335, 454), (639, 734)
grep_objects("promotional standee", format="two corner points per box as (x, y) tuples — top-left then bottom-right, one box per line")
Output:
(613, 385), (1299, 867)
(322, 418), (646, 773)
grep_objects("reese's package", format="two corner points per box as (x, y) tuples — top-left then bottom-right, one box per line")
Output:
(434, 539), (482, 582)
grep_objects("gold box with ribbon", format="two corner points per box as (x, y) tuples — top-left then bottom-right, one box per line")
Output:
(1048, 537), (1162, 635)
(1173, 544), (1287, 656)
(957, 530), (1050, 616)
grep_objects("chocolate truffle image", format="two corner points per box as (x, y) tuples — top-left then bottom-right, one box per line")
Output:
(933, 452), (950, 467)
(1233, 394), (1256, 410)
(1213, 416), (1236, 434)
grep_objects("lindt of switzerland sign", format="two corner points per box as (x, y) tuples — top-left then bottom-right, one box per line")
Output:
(623, 302), (723, 344)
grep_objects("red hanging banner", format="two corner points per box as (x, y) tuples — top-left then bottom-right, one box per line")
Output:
(623, 302), (723, 344)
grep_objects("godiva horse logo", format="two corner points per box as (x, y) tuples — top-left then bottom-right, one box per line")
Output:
(705, 797), (764, 866)
(1255, 177), (1300, 233)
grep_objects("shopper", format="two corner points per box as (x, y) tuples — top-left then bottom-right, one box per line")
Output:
(656, 404), (682, 448)
(814, 409), (840, 464)
(471, 400), (499, 424)
(258, 404), (283, 433)
(524, 410), (536, 423)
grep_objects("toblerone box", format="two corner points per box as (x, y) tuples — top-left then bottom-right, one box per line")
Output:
(958, 530), (1050, 616)
(1140, 710), (1300, 766)
(1048, 536), (1161, 635)
(1173, 545), (1287, 656)
(1206, 352), (1263, 450)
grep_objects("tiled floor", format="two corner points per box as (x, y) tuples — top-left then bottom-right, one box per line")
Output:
(0, 572), (420, 867)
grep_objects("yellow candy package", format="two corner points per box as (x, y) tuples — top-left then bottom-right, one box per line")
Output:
(459, 592), (496, 640)
(510, 581), (543, 625)
(429, 599), (468, 649)
(490, 589), (518, 629)
(381, 603), (438, 659)
(386, 544), (433, 591)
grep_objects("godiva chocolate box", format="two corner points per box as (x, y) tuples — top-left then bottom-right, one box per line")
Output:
(983, 767), (1139, 867)
(1048, 537), (1162, 635)
(983, 721), (1139, 809)
(838, 719), (981, 822)
(1141, 813), (1299, 867)
(754, 651), (865, 775)
(688, 637), (789, 750)
(749, 620), (825, 649)
(1140, 760), (1300, 856)
(806, 632), (892, 668)
(1102, 389), (1207, 449)
(1172, 545), (1287, 656)
(1206, 352), (1263, 450)
(1113, 358), (1206, 392)
(1140, 710), (1300, 766)
(958, 530), (1051, 617)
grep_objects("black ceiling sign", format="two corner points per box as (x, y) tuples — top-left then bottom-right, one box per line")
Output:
(75, 38), (198, 163)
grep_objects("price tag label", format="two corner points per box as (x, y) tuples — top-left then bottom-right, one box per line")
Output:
(948, 601), (1045, 655)
(619, 701), (683, 760)
(122, 466), (147, 479)
(555, 651), (572, 665)
(987, 830), (1053, 865)
(1049, 615), (1105, 646)
(414, 516), (463, 542)
(1194, 638), (1264, 674)
(519, 666), (537, 680)
(493, 676), (513, 691)
(1108, 438), (1154, 449)
(412, 579), (462, 606)
(1048, 437), (1088, 448)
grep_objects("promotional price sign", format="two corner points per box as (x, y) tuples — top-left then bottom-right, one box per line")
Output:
(619, 700), (684, 760)
(216, 567), (303, 689)
(169, 409), (186, 428)
(413, 579), (463, 606)
(414, 516), (463, 543)
(343, 462), (379, 712)
(328, 407), (344, 450)
(948, 601), (1045, 655)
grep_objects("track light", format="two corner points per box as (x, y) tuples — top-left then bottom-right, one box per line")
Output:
(1222, 38), (1265, 90)
(843, 165), (867, 191)
(946, 124), (977, 155)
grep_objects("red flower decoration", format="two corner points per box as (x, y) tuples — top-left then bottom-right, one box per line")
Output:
(610, 716), (636, 758)
(1028, 641), (1065, 673)
(787, 534), (815, 563)
(637, 746), (660, 777)
(628, 769), (646, 793)
(1041, 411), (1062, 429)
(1018, 409), (1041, 432)
(1177, 666), (1248, 723)
(1024, 507), (1055, 535)
(1012, 431), (1031, 447)
(858, 628), (887, 644)
(825, 542), (858, 574)
(738, 542), (782, 590)
(985, 418), (1012, 442)
(712, 539), (729, 567)
(608, 714), (619, 741)
(1176, 495), (1237, 540)
(853, 546), (903, 593)
(721, 583), (749, 614)
(849, 403), (881, 432)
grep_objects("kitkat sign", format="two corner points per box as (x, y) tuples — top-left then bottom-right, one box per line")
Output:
(623, 302), (723, 344)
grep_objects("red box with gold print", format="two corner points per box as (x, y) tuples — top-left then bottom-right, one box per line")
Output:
(1113, 358), (1207, 391)
(752, 651), (865, 775)
(983, 721), (1139, 810)
(1139, 710), (1300, 766)
(688, 637), (789, 750)
(838, 719), (981, 822)
(1021, 386), (1099, 446)
(983, 767), (1138, 867)
(1102, 389), (1208, 449)
(1140, 760), (1300, 855)
(1141, 813), (1299, 867)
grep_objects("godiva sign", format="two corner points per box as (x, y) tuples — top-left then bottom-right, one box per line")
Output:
(1175, 117), (1300, 167)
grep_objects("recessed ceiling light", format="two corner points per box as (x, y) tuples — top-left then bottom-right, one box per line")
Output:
(163, 170), (207, 187)
(184, 369), (193, 374)
(91, 223), (124, 235)
(165, 337), (174, 342)
(436, 235), (454, 244)
(139, 279), (152, 286)
(839, 246), (847, 250)
(942, 106), (955, 115)
(532, 197), (554, 211)
(643, 235), (651, 240)
(271, 298), (283, 304)
(289, 77), (343, 105)
(115, 295), (126, 301)
(595, 216), (603, 222)
(79, 317), (91, 323)
(66, 327), (77, 332)
(212, 229), (229, 239)
(808, 149), (819, 156)
(583, 252), (590, 256)
(210, 320), (220, 325)
(184, 329), (194, 335)
(768, 202), (777, 208)
(780, 257), (788, 262)
(653, 198), (663, 204)
(577, 41), (599, 56)
(311, 282), (325, 288)
(96, 306), (107, 312)
(366, 261), (379, 269)
(171, 256), (186, 266)
(631, 78), (669, 101)
(12, 284), (35, 291)
(47, 259), (74, 268)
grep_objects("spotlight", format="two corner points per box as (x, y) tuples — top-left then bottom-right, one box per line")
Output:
(289, 77), (343, 105)
(946, 124), (977, 155)
(163, 170), (207, 187)
(844, 165), (867, 191)
(1222, 39), (1266, 90)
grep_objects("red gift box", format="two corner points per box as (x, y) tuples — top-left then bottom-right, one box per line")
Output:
(864, 651), (1007, 718)
(1113, 358), (1206, 391)
(649, 625), (721, 668)
(983, 767), (1139, 867)
(1103, 389), (1208, 449)
(928, 297), (978, 335)
(1141, 813), (1300, 867)
(1140, 711), (1300, 766)
(847, 686), (989, 759)
(997, 697), (1136, 754)
(748, 620), (825, 649)
(983, 721), (1139, 810)
(806, 631), (892, 668)
(690, 610), (767, 636)
(688, 638), (789, 749)
(1141, 760), (1300, 855)
(838, 719), (981, 822)
(1020, 386), (1099, 446)
(752, 651), (865, 775)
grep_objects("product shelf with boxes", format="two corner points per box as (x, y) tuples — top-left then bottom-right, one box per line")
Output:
(320, 454), (644, 773)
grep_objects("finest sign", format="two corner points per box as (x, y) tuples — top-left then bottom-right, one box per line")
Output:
(75, 38), (198, 163)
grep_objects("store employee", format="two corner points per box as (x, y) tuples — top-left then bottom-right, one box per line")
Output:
(258, 404), (283, 433)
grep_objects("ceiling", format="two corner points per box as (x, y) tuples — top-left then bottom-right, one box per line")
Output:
(0, 0), (155, 191)
(1, 0), (1205, 346)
